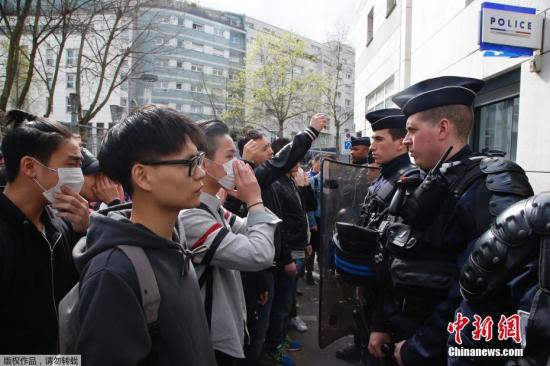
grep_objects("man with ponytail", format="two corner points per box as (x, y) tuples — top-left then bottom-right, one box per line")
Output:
(0, 110), (90, 353)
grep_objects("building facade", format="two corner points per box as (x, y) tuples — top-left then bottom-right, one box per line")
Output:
(354, 0), (550, 193)
(131, 1), (246, 121)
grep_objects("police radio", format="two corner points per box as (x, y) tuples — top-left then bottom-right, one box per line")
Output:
(389, 146), (453, 226)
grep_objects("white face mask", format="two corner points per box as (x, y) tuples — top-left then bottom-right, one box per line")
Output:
(208, 157), (237, 190)
(33, 160), (84, 203)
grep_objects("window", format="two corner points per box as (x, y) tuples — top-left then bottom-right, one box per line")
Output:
(158, 15), (171, 24)
(346, 73), (352, 79)
(191, 42), (204, 52)
(191, 63), (203, 73)
(191, 105), (203, 113)
(156, 80), (169, 91)
(337, 91), (342, 98)
(213, 47), (224, 57)
(177, 39), (184, 47)
(345, 99), (351, 107)
(214, 28), (224, 37)
(66, 49), (77, 66)
(191, 84), (203, 93)
(311, 45), (321, 54)
(386, 0), (396, 17)
(120, 97), (127, 107)
(66, 73), (75, 88)
(367, 8), (374, 46)
(177, 61), (183, 68)
(66, 94), (76, 112)
(212, 68), (224, 77)
(176, 82), (183, 90)
(474, 97), (519, 161)
(365, 76), (395, 114)
(46, 49), (55, 67)
(155, 58), (169, 67)
(231, 36), (241, 44)
(229, 52), (241, 63)
(176, 103), (183, 112)
(192, 22), (204, 32)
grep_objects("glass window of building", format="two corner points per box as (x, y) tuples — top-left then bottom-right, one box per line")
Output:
(213, 68), (224, 77)
(66, 73), (75, 89)
(191, 63), (203, 73)
(66, 49), (77, 66)
(193, 22), (204, 31)
(191, 84), (203, 93)
(213, 47), (224, 57)
(177, 61), (183, 68)
(367, 8), (374, 46)
(191, 105), (203, 113)
(365, 76), (395, 113)
(176, 82), (183, 90)
(214, 28), (224, 37)
(473, 97), (519, 161)
(191, 42), (204, 52)
(387, 0), (397, 16)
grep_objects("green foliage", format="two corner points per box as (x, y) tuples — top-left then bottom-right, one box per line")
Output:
(226, 32), (324, 136)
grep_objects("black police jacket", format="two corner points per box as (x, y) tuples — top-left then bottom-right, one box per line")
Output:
(0, 192), (82, 353)
(383, 145), (533, 365)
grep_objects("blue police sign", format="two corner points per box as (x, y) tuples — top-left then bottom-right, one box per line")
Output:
(479, 2), (543, 57)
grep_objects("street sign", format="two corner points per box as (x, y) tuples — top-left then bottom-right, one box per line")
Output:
(343, 138), (352, 154)
(479, 2), (544, 57)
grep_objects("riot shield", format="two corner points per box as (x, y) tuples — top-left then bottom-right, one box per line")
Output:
(318, 159), (372, 348)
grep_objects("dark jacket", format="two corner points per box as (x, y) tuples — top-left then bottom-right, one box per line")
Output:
(73, 209), (217, 366)
(225, 126), (319, 265)
(0, 192), (81, 353)
(272, 176), (315, 251)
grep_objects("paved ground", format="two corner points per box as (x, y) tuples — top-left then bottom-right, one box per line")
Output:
(288, 272), (362, 366)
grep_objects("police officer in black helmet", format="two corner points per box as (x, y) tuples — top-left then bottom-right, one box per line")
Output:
(378, 76), (533, 365)
(350, 136), (372, 165)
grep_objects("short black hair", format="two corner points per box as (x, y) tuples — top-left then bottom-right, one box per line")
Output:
(388, 127), (407, 140)
(196, 119), (230, 158)
(271, 138), (290, 155)
(98, 105), (203, 196)
(1, 109), (73, 182)
(237, 129), (264, 156)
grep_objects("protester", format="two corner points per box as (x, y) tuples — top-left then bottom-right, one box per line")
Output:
(73, 106), (217, 365)
(79, 147), (125, 210)
(0, 109), (89, 353)
(226, 114), (327, 366)
(179, 119), (280, 366)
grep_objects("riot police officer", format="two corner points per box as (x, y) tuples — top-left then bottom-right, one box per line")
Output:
(335, 109), (417, 363)
(380, 76), (533, 365)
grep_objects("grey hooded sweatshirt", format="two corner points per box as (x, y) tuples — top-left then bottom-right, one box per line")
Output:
(73, 208), (217, 366)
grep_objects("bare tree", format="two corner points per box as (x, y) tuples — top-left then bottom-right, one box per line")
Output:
(0, 0), (34, 110)
(321, 29), (354, 156)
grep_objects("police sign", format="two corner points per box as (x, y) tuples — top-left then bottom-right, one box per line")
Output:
(480, 2), (543, 51)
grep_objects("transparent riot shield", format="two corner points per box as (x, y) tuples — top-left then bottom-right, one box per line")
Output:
(318, 159), (372, 348)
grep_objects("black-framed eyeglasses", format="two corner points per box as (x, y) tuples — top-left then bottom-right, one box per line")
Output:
(140, 151), (205, 177)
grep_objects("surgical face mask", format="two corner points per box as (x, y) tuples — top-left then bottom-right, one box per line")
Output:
(208, 157), (237, 190)
(33, 159), (84, 203)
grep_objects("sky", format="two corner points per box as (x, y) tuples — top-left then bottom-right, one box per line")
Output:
(196, 0), (359, 46)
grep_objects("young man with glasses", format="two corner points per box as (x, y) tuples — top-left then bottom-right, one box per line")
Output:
(178, 119), (280, 366)
(73, 106), (217, 365)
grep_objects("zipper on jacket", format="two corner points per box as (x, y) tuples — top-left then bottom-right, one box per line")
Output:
(39, 227), (62, 323)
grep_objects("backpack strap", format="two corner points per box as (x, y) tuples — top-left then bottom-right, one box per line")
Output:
(117, 245), (160, 326)
(196, 203), (229, 329)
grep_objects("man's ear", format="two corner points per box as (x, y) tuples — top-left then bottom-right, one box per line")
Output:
(437, 118), (451, 141)
(131, 164), (153, 193)
(19, 156), (39, 178)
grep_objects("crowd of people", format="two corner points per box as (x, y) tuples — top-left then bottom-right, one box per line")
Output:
(0, 75), (548, 366)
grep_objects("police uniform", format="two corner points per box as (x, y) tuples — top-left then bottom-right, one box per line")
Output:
(380, 76), (534, 365)
(334, 110), (418, 363)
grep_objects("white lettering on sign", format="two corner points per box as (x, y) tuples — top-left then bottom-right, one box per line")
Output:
(481, 7), (543, 49)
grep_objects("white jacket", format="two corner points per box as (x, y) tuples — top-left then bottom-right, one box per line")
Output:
(178, 192), (279, 358)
